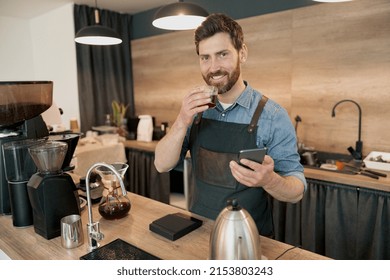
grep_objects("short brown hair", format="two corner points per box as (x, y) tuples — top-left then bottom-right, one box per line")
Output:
(194, 13), (244, 55)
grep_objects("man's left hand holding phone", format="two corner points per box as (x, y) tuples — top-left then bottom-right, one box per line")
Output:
(238, 147), (267, 170)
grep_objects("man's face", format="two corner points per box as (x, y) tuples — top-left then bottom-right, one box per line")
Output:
(198, 33), (241, 94)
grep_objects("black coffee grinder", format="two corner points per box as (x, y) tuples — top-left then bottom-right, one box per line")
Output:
(27, 140), (80, 239)
(0, 81), (51, 215)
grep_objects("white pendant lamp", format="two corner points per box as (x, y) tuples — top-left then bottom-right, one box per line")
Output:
(75, 0), (122, 46)
(152, 0), (208, 31)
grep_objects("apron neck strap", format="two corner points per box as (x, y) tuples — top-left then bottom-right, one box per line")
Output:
(248, 95), (268, 133)
(194, 95), (269, 130)
(194, 112), (202, 125)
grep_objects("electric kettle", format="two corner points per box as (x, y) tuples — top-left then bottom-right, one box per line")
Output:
(209, 199), (261, 260)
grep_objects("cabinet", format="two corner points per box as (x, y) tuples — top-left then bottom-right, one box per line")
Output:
(272, 178), (390, 259)
(124, 140), (186, 207)
(123, 140), (390, 259)
(126, 147), (170, 203)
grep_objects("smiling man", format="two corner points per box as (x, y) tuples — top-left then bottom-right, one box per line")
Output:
(154, 13), (305, 236)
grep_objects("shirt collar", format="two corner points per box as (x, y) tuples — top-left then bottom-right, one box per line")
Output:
(234, 81), (255, 109)
(215, 81), (257, 112)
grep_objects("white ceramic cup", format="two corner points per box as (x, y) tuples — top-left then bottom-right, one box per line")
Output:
(61, 214), (84, 249)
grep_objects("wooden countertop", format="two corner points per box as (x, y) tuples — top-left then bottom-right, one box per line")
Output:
(124, 140), (158, 153)
(123, 140), (390, 193)
(304, 167), (390, 193)
(0, 192), (329, 260)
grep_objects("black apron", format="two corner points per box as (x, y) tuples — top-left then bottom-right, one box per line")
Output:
(188, 96), (273, 236)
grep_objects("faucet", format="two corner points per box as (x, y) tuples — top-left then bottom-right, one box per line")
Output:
(294, 115), (302, 133)
(84, 162), (127, 251)
(331, 99), (363, 160)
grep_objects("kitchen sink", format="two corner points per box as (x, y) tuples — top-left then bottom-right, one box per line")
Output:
(315, 151), (353, 164)
(301, 150), (355, 173)
(302, 151), (388, 178)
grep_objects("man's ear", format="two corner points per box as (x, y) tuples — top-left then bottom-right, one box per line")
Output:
(240, 43), (248, 63)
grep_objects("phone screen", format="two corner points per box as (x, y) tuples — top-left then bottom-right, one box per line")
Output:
(238, 148), (267, 168)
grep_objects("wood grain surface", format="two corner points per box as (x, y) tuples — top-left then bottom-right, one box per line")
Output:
(0, 192), (330, 260)
(131, 0), (390, 156)
(123, 140), (390, 193)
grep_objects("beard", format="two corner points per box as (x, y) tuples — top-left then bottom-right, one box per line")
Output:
(202, 59), (241, 94)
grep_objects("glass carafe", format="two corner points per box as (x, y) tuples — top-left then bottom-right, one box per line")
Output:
(96, 163), (130, 220)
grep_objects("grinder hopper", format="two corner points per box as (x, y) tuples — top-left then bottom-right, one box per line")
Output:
(0, 81), (52, 127)
(28, 141), (68, 174)
(0, 81), (52, 215)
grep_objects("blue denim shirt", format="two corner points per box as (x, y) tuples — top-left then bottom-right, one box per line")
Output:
(181, 82), (307, 189)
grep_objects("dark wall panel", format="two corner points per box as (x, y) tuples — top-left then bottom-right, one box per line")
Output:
(131, 0), (318, 39)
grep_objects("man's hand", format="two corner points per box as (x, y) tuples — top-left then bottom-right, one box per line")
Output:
(176, 86), (213, 128)
(229, 155), (275, 187)
(154, 86), (213, 173)
(230, 155), (304, 203)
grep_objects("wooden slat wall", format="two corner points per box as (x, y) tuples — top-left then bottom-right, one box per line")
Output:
(132, 0), (390, 155)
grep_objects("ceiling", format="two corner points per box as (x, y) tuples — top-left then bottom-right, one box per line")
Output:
(0, 0), (176, 19)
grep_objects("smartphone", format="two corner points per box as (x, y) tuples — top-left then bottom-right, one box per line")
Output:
(238, 148), (267, 167)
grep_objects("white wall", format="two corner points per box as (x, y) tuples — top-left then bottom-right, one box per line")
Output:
(0, 16), (35, 78)
(0, 3), (80, 130)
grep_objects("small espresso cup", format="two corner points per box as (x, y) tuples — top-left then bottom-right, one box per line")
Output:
(61, 214), (84, 249)
(201, 85), (218, 108)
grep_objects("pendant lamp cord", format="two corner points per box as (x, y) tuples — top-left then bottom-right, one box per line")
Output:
(94, 0), (100, 24)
